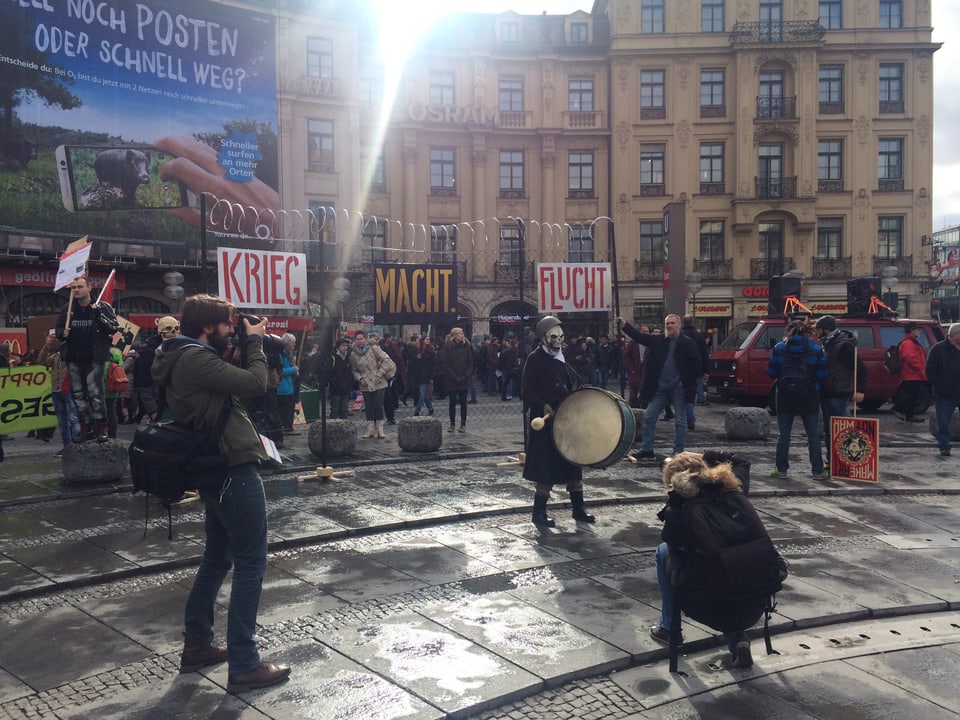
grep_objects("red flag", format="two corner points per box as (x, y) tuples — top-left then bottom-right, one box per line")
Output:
(96, 269), (116, 305)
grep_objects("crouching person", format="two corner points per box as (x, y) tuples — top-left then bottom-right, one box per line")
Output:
(650, 449), (782, 671)
(152, 294), (291, 693)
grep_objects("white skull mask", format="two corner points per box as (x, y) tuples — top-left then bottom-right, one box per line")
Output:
(546, 327), (564, 351)
(158, 316), (179, 339)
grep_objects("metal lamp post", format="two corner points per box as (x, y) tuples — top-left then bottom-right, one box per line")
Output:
(881, 264), (899, 311)
(686, 271), (703, 318)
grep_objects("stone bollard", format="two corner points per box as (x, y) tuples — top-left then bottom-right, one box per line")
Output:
(724, 406), (771, 441)
(397, 416), (443, 452)
(928, 413), (960, 441)
(307, 419), (357, 457)
(61, 440), (128, 484)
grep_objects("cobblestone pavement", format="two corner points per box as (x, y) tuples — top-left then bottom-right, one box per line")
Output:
(0, 398), (958, 718)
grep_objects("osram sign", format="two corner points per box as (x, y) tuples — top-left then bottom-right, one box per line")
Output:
(218, 247), (307, 310)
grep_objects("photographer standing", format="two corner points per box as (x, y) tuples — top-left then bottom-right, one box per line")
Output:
(151, 294), (290, 694)
(55, 276), (120, 442)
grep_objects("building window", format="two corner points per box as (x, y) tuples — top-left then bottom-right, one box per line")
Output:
(879, 63), (904, 112)
(879, 0), (902, 28)
(364, 147), (386, 192)
(499, 77), (524, 112)
(568, 226), (594, 263)
(307, 119), (334, 172)
(568, 78), (594, 112)
(640, 69), (665, 119)
(699, 142), (724, 192)
(760, 221), (784, 261)
(568, 151), (594, 197)
(759, 0), (783, 41)
(571, 22), (589, 44)
(359, 65), (385, 103)
(878, 138), (903, 191)
(699, 69), (725, 117)
(877, 216), (902, 258)
(641, 0), (665, 33)
(702, 0), (724, 32)
(817, 218), (843, 259)
(639, 221), (665, 264)
(308, 202), (337, 264)
(819, 0), (842, 29)
(430, 225), (458, 264)
(429, 70), (455, 106)
(640, 144), (665, 195)
(699, 221), (725, 261)
(501, 21), (519, 43)
(499, 150), (525, 196)
(362, 218), (388, 265)
(307, 37), (332, 78)
(818, 65), (844, 113)
(430, 148), (456, 194)
(758, 71), (785, 118)
(500, 226), (521, 265)
(757, 143), (784, 198)
(818, 139), (843, 191)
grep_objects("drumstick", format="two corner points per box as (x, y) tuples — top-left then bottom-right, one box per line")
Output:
(530, 412), (552, 431)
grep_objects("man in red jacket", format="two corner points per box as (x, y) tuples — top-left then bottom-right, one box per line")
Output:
(893, 322), (928, 422)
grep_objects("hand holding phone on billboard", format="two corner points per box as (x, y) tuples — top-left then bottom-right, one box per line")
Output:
(155, 136), (281, 240)
(56, 145), (188, 212)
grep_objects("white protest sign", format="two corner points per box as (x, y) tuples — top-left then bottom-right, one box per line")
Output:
(217, 247), (308, 309)
(54, 239), (92, 291)
(537, 262), (612, 313)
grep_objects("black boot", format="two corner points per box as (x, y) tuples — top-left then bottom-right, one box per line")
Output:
(532, 494), (555, 527)
(570, 491), (596, 523)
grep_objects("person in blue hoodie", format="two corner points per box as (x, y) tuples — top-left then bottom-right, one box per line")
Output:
(276, 333), (300, 436)
(766, 319), (828, 479)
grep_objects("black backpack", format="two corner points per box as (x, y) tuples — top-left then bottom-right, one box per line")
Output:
(128, 400), (232, 539)
(776, 349), (812, 408)
(883, 344), (902, 374)
(666, 487), (787, 671)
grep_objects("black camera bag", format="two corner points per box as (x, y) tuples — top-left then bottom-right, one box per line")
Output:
(129, 400), (232, 539)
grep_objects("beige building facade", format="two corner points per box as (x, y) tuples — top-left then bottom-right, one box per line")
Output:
(276, 0), (937, 338)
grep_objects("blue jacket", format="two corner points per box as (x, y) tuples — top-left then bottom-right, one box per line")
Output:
(276, 349), (297, 396)
(766, 334), (827, 415)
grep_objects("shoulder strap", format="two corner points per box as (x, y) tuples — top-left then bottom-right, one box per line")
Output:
(210, 398), (232, 442)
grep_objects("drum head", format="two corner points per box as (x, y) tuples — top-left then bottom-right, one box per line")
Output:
(552, 387), (629, 467)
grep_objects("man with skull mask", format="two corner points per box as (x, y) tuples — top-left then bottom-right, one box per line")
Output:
(521, 315), (595, 527)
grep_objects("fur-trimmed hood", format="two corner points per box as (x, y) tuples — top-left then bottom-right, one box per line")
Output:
(668, 466), (742, 498)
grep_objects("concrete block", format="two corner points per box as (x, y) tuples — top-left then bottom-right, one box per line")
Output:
(724, 406), (771, 441)
(928, 412), (960, 441)
(61, 440), (128, 484)
(307, 419), (357, 457)
(397, 416), (443, 452)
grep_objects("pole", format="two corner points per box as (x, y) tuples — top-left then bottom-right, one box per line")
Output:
(608, 221), (626, 400)
(516, 217), (527, 450)
(200, 192), (210, 294)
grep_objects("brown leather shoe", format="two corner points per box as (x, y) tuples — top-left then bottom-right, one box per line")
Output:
(226, 662), (291, 693)
(179, 638), (228, 673)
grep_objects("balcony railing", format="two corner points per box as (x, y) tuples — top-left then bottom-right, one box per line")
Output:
(639, 183), (666, 196)
(756, 96), (797, 119)
(879, 100), (905, 114)
(812, 256), (852, 279)
(730, 21), (825, 44)
(498, 111), (531, 128)
(493, 261), (535, 284)
(819, 101), (844, 114)
(635, 260), (664, 281)
(290, 75), (346, 98)
(699, 182), (726, 195)
(640, 107), (666, 120)
(873, 255), (913, 278)
(750, 256), (795, 280)
(693, 258), (733, 280)
(700, 105), (726, 119)
(877, 178), (905, 192)
(562, 110), (603, 129)
(755, 176), (798, 199)
(818, 179), (844, 193)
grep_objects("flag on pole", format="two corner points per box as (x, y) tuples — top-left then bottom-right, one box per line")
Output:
(96, 269), (116, 305)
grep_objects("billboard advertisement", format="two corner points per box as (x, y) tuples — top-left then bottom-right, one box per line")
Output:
(1, 0), (278, 246)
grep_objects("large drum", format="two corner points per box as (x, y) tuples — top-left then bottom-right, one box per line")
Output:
(551, 386), (636, 468)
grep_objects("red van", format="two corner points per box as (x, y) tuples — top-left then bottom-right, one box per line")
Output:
(707, 316), (944, 410)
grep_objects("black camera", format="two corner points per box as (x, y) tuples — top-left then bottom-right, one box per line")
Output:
(234, 313), (286, 354)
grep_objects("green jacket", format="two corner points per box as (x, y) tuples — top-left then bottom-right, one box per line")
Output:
(151, 335), (268, 467)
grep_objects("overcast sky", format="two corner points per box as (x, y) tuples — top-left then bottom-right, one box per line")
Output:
(445, 0), (957, 231)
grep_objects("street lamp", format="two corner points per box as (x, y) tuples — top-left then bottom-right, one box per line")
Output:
(686, 271), (703, 318)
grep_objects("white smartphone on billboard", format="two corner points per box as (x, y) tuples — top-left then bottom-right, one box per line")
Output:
(56, 144), (188, 212)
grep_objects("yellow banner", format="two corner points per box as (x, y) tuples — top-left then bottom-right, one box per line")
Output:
(0, 367), (57, 434)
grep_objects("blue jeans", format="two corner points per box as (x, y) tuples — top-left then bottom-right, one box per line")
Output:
(414, 383), (434, 415)
(934, 398), (960, 452)
(776, 411), (824, 474)
(696, 375), (706, 403)
(820, 396), (849, 460)
(655, 543), (745, 652)
(52, 390), (80, 446)
(184, 462), (268, 675)
(598, 368), (610, 389)
(641, 384), (688, 454)
(67, 360), (106, 424)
